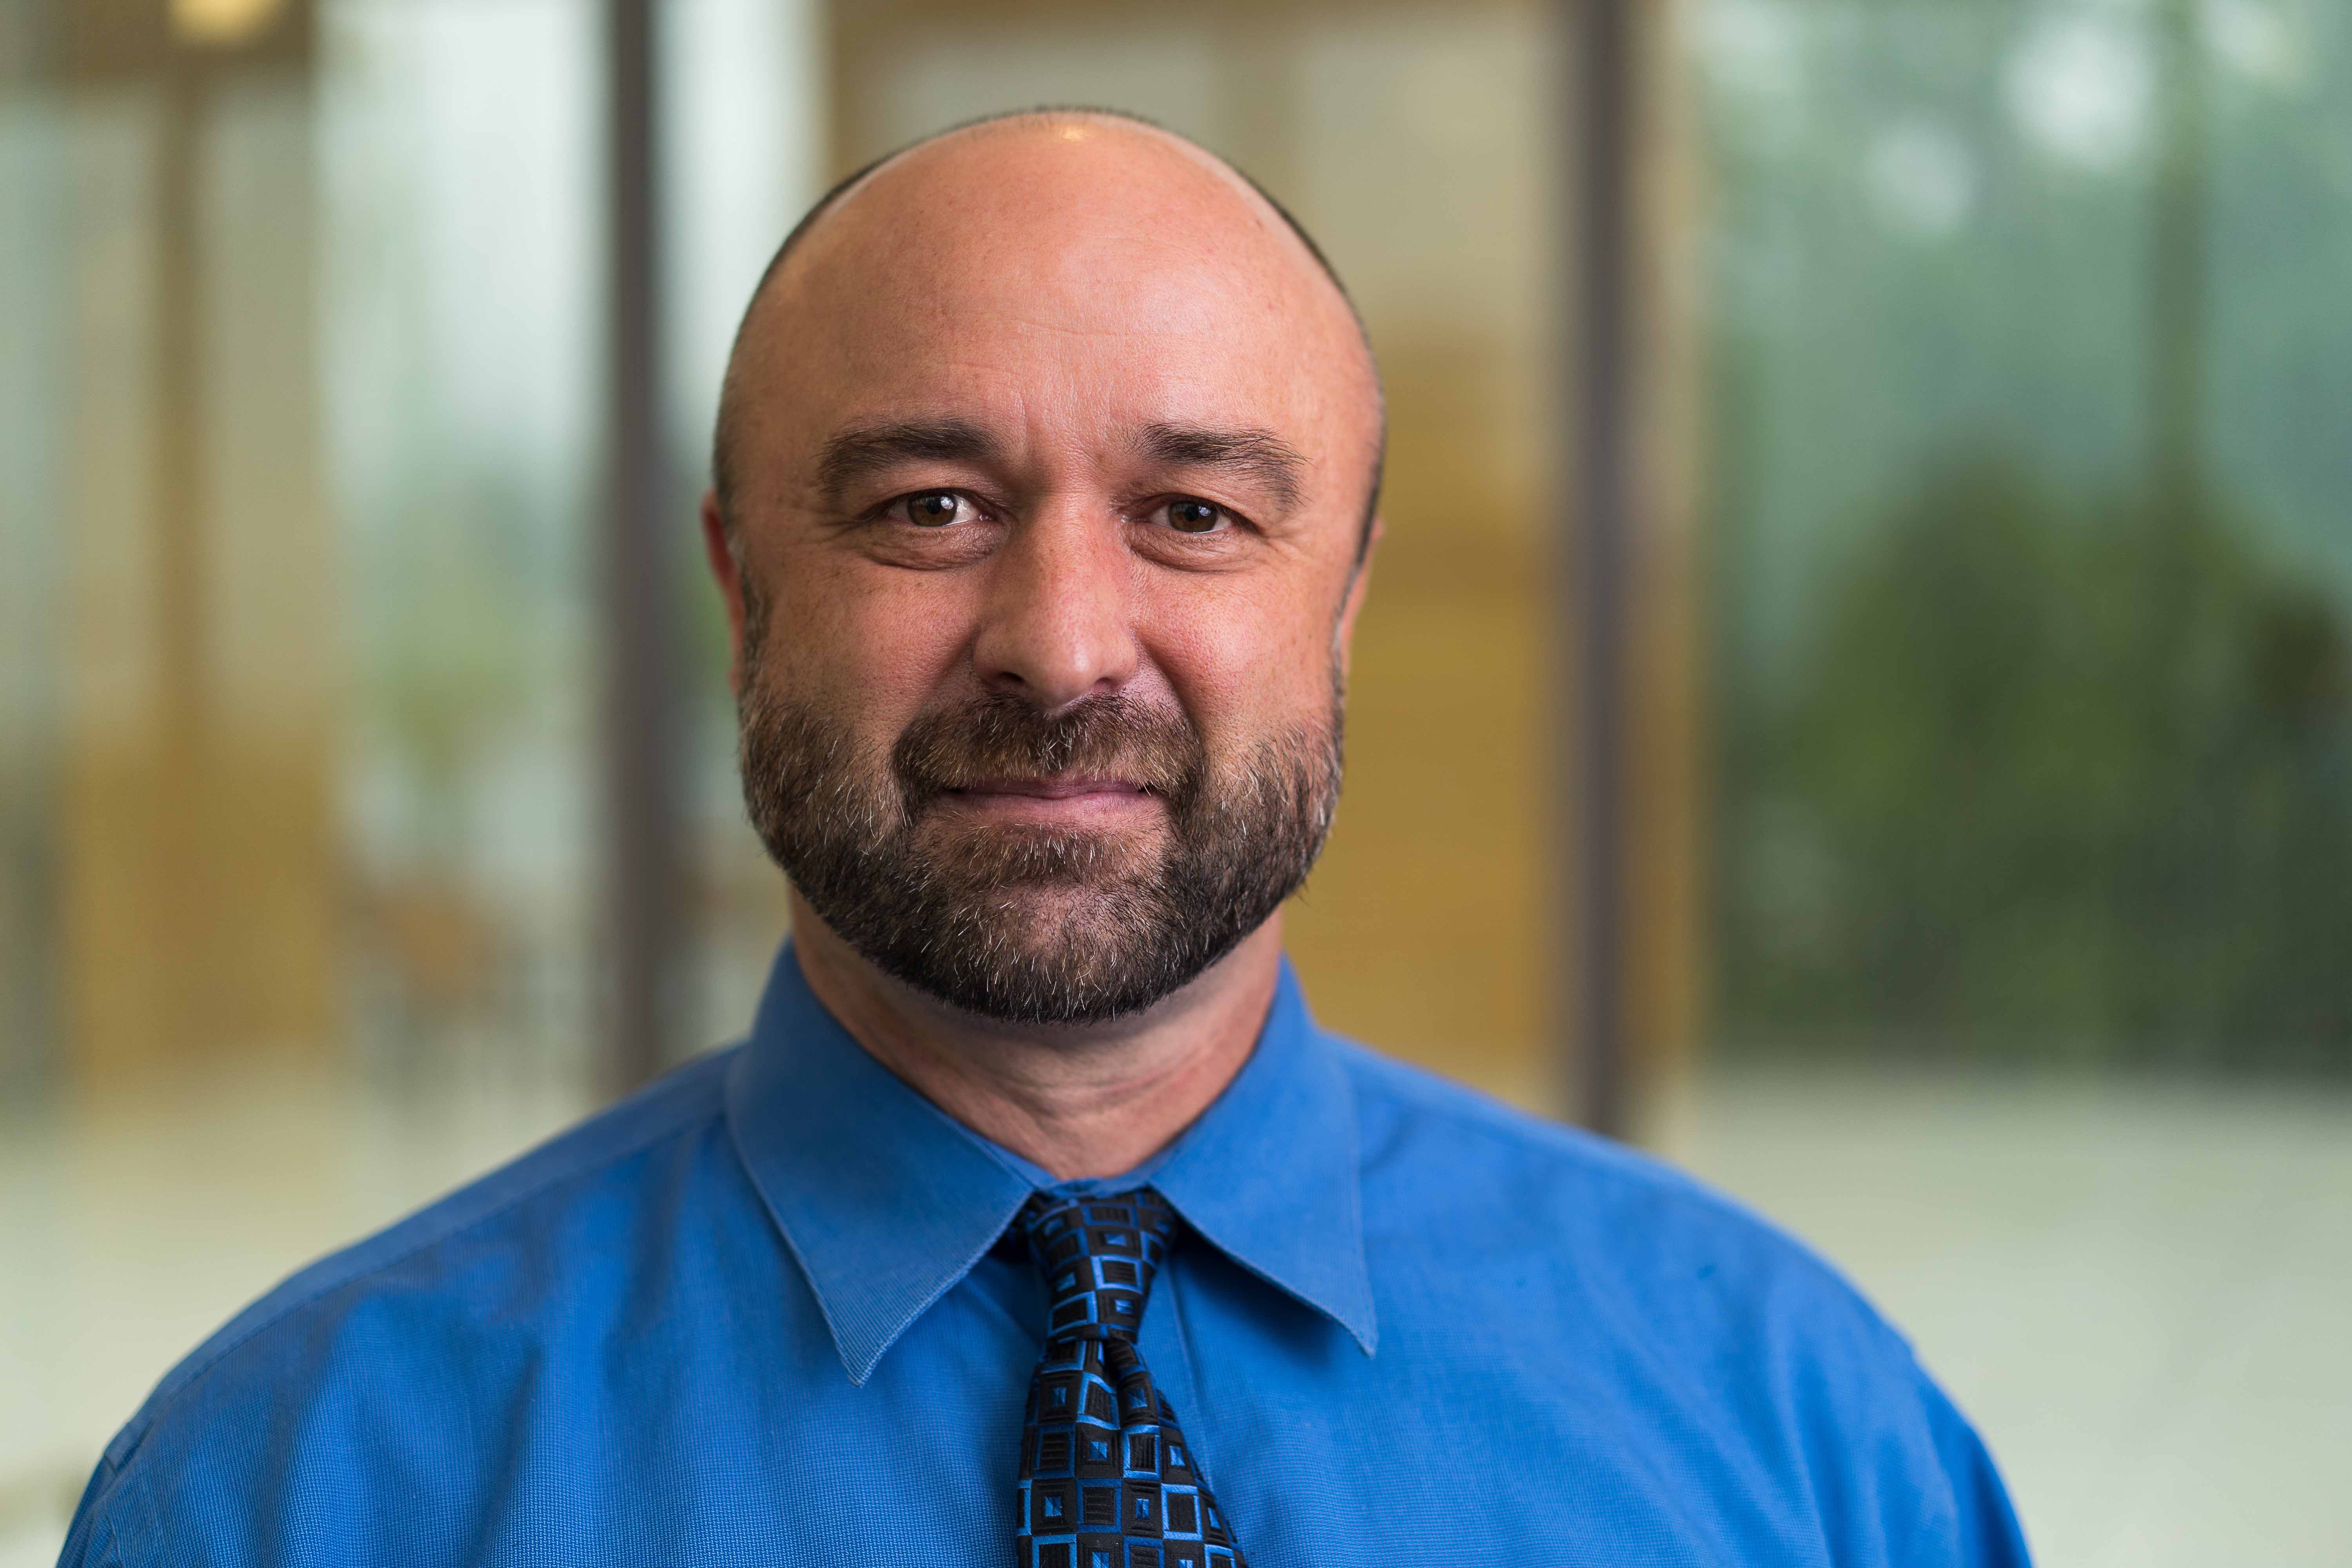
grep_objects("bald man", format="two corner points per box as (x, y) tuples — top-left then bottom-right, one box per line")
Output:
(64, 113), (2028, 1568)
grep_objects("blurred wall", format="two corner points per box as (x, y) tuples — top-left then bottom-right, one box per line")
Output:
(38, 6), (337, 1087)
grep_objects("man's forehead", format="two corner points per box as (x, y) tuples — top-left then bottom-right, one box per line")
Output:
(789, 231), (1301, 365)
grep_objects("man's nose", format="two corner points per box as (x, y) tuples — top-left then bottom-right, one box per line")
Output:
(970, 507), (1138, 710)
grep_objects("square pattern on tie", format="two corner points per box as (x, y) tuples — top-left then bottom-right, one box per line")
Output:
(1014, 1191), (1247, 1568)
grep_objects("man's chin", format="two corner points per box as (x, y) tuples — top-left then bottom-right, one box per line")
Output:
(910, 818), (1172, 887)
(933, 875), (1167, 926)
(858, 911), (1192, 1027)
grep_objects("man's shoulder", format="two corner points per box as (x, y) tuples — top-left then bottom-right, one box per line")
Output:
(1325, 1036), (2026, 1566)
(1328, 1033), (1906, 1349)
(1330, 1029), (1733, 1209)
(71, 1049), (748, 1547)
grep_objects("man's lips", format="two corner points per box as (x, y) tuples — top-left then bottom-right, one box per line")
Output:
(944, 776), (1154, 800)
(930, 777), (1163, 823)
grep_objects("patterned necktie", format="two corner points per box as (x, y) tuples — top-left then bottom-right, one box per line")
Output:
(1013, 1188), (1248, 1568)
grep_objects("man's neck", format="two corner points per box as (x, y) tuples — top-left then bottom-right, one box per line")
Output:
(787, 897), (1283, 1181)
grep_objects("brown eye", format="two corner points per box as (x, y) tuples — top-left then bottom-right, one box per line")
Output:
(903, 491), (966, 527)
(1166, 499), (1223, 534)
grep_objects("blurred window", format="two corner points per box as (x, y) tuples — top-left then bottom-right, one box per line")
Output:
(1697, 0), (2352, 1069)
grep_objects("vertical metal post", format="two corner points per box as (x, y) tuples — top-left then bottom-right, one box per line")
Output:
(602, 0), (681, 1093)
(1567, 0), (1635, 1139)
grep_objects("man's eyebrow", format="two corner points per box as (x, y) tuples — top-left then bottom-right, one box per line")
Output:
(1136, 422), (1307, 510)
(816, 419), (999, 504)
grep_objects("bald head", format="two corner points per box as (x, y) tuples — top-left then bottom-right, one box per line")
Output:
(711, 109), (1384, 559)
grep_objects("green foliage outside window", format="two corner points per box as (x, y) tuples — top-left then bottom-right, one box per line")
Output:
(1700, 0), (2352, 1067)
(1726, 461), (2352, 1065)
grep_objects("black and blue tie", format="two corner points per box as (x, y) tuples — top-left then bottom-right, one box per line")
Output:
(1013, 1189), (1248, 1568)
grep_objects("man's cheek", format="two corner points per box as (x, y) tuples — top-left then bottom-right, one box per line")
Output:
(844, 584), (977, 685)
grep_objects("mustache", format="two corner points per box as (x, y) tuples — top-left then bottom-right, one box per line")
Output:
(892, 691), (1205, 813)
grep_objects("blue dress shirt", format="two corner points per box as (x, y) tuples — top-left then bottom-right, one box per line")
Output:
(62, 947), (2029, 1566)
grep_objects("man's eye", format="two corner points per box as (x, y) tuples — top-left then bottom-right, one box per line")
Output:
(897, 491), (972, 528)
(1163, 499), (1226, 534)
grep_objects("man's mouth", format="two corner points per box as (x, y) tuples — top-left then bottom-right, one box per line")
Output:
(931, 775), (1164, 824)
(947, 776), (1154, 800)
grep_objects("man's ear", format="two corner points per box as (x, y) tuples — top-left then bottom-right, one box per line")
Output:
(699, 489), (748, 694)
(1334, 514), (1383, 682)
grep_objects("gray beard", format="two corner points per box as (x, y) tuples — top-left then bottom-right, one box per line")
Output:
(736, 666), (1342, 1026)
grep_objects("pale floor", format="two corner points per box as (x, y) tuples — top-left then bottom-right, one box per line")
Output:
(1655, 1069), (2352, 1567)
(3, 1060), (2347, 1565)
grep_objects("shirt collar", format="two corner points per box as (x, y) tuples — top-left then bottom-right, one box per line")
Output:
(725, 944), (1377, 1385)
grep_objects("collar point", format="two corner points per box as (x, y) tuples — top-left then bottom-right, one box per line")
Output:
(830, 1330), (885, 1388)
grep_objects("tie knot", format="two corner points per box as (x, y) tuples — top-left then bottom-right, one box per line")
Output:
(1016, 1187), (1178, 1344)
